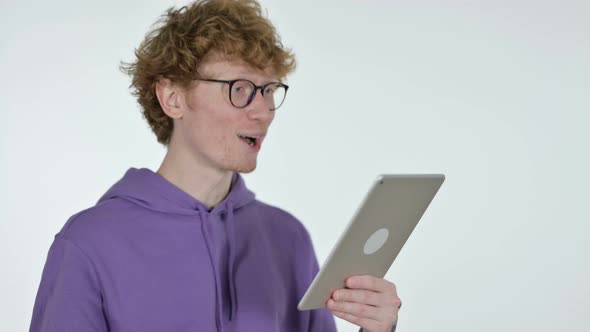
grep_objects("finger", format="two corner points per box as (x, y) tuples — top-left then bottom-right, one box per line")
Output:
(330, 309), (390, 332)
(332, 288), (384, 307)
(327, 299), (382, 320)
(346, 275), (397, 295)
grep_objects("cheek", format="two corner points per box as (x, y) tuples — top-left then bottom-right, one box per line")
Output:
(216, 127), (234, 148)
(193, 108), (238, 147)
(178, 112), (217, 149)
(183, 92), (243, 148)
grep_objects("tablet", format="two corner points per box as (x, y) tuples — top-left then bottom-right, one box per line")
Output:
(297, 174), (445, 311)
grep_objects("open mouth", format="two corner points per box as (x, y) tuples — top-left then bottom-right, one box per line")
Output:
(237, 134), (259, 147)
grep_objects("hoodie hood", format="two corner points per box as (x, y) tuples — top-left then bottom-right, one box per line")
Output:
(98, 167), (255, 215)
(97, 167), (255, 332)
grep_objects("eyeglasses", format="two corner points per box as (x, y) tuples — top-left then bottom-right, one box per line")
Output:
(196, 78), (289, 111)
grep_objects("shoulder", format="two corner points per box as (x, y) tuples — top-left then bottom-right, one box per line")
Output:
(245, 199), (313, 244)
(57, 198), (141, 245)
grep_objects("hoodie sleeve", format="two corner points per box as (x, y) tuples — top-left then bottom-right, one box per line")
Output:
(29, 235), (108, 332)
(293, 224), (338, 332)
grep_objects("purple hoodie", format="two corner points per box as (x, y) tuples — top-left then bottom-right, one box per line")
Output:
(30, 168), (337, 332)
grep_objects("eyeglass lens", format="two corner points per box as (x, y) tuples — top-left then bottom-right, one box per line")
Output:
(230, 80), (286, 110)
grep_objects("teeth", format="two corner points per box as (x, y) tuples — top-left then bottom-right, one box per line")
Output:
(238, 134), (256, 146)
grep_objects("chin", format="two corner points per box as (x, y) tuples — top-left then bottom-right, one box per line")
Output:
(229, 161), (257, 174)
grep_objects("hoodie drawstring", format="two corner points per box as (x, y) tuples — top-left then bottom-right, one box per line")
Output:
(225, 202), (237, 321)
(198, 202), (238, 332)
(199, 209), (225, 332)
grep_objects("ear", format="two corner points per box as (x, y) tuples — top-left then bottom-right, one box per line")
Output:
(155, 78), (184, 120)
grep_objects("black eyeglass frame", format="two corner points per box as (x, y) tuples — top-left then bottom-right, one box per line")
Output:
(196, 78), (289, 111)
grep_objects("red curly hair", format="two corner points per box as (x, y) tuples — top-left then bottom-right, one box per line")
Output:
(120, 0), (296, 145)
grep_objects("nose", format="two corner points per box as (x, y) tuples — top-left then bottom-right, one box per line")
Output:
(245, 89), (275, 123)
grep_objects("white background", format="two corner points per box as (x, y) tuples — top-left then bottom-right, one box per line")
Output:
(1, 0), (589, 331)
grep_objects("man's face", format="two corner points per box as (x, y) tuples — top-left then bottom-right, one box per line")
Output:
(172, 58), (277, 173)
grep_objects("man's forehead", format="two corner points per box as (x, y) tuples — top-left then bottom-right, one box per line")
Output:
(199, 56), (276, 80)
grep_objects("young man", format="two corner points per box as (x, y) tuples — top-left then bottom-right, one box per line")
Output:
(29, 1), (401, 331)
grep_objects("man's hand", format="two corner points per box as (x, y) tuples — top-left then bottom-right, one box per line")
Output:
(327, 275), (401, 332)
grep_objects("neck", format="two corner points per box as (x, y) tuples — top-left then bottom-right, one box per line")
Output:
(156, 142), (233, 210)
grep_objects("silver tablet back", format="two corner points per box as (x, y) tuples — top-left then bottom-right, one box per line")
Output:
(297, 174), (445, 310)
